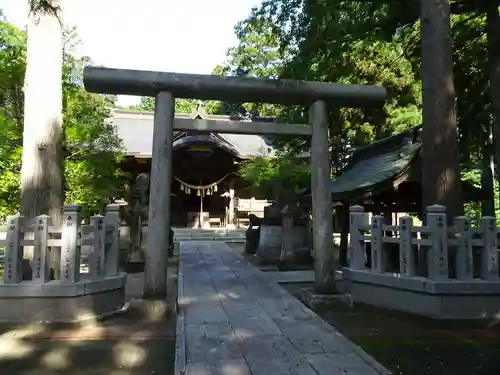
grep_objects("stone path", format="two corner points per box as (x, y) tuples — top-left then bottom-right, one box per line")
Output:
(175, 241), (390, 375)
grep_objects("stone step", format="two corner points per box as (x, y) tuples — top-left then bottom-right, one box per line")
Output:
(174, 237), (245, 242)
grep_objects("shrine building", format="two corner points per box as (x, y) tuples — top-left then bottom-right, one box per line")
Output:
(112, 106), (273, 228)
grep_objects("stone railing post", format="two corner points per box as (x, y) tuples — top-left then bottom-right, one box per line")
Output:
(61, 204), (82, 283)
(90, 215), (106, 279)
(349, 205), (366, 270)
(426, 204), (448, 280)
(3, 215), (22, 284)
(105, 204), (121, 276)
(479, 216), (499, 281)
(370, 215), (385, 273)
(454, 216), (473, 281)
(399, 216), (416, 277)
(280, 205), (294, 264)
(33, 215), (51, 282)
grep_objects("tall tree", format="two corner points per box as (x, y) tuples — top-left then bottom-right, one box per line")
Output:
(420, 0), (462, 218)
(21, 0), (64, 224)
(0, 17), (125, 223)
(486, 3), (500, 210)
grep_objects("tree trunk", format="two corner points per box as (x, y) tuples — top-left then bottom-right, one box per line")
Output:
(486, 3), (500, 210)
(420, 0), (463, 219)
(418, 0), (462, 277)
(481, 126), (495, 217)
(21, 1), (64, 225)
(21, 1), (64, 279)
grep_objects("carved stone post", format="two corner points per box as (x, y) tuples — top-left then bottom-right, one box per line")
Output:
(60, 204), (82, 284)
(90, 215), (106, 279)
(144, 91), (174, 299)
(399, 216), (416, 277)
(454, 216), (473, 281)
(105, 203), (121, 276)
(479, 216), (499, 280)
(4, 215), (22, 284)
(349, 205), (367, 270)
(33, 215), (51, 282)
(426, 204), (449, 281)
(370, 215), (385, 273)
(279, 205), (294, 264)
(310, 101), (335, 294)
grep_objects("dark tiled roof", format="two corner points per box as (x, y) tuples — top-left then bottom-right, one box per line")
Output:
(298, 127), (422, 199)
(299, 126), (484, 202)
(329, 127), (422, 199)
(111, 108), (274, 158)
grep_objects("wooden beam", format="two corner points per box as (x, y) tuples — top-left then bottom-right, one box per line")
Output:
(83, 66), (386, 107)
(173, 118), (312, 136)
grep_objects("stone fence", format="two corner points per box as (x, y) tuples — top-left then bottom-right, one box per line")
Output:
(0, 204), (126, 323)
(344, 204), (500, 319)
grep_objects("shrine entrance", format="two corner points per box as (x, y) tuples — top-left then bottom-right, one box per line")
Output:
(83, 66), (386, 299)
(171, 140), (237, 228)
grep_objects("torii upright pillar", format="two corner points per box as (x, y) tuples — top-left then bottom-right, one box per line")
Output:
(143, 91), (174, 299)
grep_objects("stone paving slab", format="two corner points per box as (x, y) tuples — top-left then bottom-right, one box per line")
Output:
(175, 241), (391, 375)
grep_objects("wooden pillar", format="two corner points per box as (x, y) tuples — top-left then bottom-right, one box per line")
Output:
(144, 91), (174, 299)
(310, 101), (335, 294)
(338, 205), (349, 267)
(227, 179), (235, 228)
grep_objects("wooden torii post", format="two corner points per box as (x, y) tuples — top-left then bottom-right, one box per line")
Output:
(83, 67), (386, 299)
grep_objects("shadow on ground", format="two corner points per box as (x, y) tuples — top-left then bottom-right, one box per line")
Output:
(282, 282), (500, 375)
(0, 254), (178, 375)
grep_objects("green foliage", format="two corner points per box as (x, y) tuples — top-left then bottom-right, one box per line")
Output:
(0, 112), (22, 219)
(0, 19), (125, 222)
(237, 153), (310, 197)
(63, 69), (126, 218)
(214, 0), (500, 217)
(131, 96), (197, 113)
(211, 16), (286, 117)
(212, 1), (422, 160)
(462, 168), (500, 224)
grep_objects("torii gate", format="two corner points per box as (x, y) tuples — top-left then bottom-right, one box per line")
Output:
(83, 67), (386, 299)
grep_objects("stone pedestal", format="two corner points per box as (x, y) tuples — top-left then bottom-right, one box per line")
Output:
(280, 207), (312, 267)
(255, 204), (283, 264)
(300, 287), (353, 311)
(256, 223), (282, 264)
(0, 274), (126, 323)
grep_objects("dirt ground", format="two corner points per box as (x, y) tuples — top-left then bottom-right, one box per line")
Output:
(0, 249), (179, 375)
(281, 282), (500, 375)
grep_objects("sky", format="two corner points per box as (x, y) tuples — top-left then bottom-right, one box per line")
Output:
(0, 0), (262, 105)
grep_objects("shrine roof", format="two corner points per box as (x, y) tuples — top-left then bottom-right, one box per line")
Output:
(329, 127), (422, 200)
(111, 108), (274, 158)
